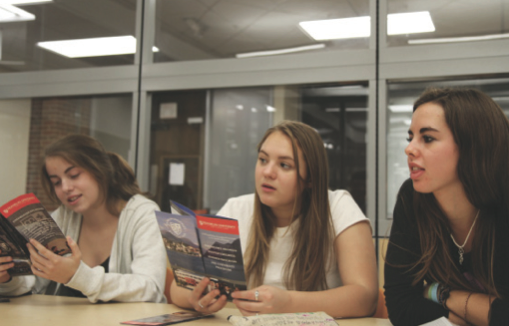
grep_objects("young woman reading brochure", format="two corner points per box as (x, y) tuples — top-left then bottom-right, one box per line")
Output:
(171, 120), (378, 318)
(0, 134), (167, 303)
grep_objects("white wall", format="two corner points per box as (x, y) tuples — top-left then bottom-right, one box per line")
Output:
(0, 99), (30, 204)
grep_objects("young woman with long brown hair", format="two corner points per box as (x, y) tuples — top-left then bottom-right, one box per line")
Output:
(0, 134), (167, 303)
(171, 120), (378, 317)
(384, 88), (509, 326)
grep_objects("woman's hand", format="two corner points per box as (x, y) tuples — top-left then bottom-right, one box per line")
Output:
(27, 236), (81, 284)
(188, 277), (227, 313)
(0, 251), (14, 283)
(231, 285), (291, 316)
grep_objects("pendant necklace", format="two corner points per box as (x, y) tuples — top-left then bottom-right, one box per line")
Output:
(450, 210), (480, 265)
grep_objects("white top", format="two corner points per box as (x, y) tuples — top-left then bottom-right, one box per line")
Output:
(0, 194), (167, 303)
(217, 190), (369, 290)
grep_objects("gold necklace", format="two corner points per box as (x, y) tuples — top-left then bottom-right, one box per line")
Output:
(450, 210), (480, 265)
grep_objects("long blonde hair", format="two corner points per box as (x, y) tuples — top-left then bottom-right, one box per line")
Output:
(244, 120), (335, 291)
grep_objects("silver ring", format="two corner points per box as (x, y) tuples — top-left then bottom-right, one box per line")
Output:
(198, 300), (204, 309)
(254, 290), (259, 301)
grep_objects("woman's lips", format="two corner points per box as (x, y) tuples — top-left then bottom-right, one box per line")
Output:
(409, 165), (425, 180)
(67, 194), (82, 204)
(261, 184), (276, 192)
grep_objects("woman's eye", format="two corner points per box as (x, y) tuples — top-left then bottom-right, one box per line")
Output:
(52, 181), (61, 186)
(70, 173), (80, 179)
(258, 157), (267, 164)
(423, 136), (434, 143)
(281, 163), (291, 169)
(406, 137), (412, 143)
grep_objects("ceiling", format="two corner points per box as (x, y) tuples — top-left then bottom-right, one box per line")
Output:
(0, 0), (508, 72)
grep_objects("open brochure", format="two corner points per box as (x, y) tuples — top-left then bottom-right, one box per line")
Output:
(0, 193), (70, 276)
(121, 311), (213, 325)
(227, 312), (338, 326)
(156, 201), (247, 300)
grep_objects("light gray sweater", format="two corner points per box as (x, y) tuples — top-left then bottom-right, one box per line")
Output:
(0, 194), (167, 303)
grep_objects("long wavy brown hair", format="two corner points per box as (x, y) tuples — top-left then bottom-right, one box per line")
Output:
(41, 134), (143, 216)
(244, 120), (335, 291)
(406, 87), (509, 297)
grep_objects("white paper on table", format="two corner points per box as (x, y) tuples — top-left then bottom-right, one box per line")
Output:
(169, 163), (185, 185)
(420, 317), (459, 326)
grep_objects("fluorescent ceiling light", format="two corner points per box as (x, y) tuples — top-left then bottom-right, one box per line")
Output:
(0, 0), (52, 4)
(299, 17), (370, 40)
(325, 107), (368, 112)
(299, 11), (434, 40)
(0, 4), (34, 22)
(236, 43), (325, 58)
(346, 107), (368, 112)
(408, 32), (509, 45)
(37, 36), (159, 58)
(389, 105), (413, 113)
(266, 105), (276, 112)
(388, 11), (435, 35)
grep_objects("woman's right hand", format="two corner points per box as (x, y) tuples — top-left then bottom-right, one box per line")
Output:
(188, 277), (227, 313)
(0, 251), (14, 283)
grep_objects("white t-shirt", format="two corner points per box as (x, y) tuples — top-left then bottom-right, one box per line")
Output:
(217, 190), (369, 290)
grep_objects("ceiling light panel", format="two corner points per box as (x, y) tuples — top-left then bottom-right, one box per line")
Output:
(0, 0), (52, 4)
(299, 16), (371, 40)
(299, 11), (435, 41)
(0, 4), (34, 22)
(387, 11), (435, 35)
(37, 36), (159, 58)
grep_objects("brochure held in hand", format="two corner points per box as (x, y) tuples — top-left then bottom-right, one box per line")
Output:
(156, 201), (247, 300)
(0, 193), (70, 276)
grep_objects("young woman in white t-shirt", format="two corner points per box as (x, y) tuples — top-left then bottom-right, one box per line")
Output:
(171, 120), (378, 317)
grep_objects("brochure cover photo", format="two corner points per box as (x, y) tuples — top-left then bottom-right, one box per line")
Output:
(156, 201), (247, 300)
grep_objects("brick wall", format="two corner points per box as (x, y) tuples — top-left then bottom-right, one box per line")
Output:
(26, 97), (92, 211)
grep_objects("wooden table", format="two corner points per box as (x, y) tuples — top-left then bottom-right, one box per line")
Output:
(0, 294), (392, 326)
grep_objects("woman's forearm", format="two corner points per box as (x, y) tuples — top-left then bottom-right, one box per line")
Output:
(446, 290), (494, 326)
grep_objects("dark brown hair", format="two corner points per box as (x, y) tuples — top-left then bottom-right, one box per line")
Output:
(41, 134), (143, 216)
(409, 87), (509, 296)
(244, 120), (335, 291)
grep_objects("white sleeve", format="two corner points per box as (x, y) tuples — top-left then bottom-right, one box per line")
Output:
(65, 200), (167, 303)
(0, 274), (35, 296)
(329, 190), (370, 237)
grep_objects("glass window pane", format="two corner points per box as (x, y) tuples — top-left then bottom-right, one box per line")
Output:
(148, 83), (368, 217)
(301, 84), (368, 213)
(0, 0), (137, 72)
(1, 94), (134, 210)
(387, 0), (509, 46)
(386, 77), (509, 218)
(207, 87), (274, 212)
(149, 90), (207, 212)
(154, 0), (370, 62)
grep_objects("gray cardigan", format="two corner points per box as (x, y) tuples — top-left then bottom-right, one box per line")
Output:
(0, 194), (167, 303)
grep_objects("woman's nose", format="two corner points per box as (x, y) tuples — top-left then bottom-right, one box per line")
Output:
(405, 140), (416, 157)
(263, 163), (276, 178)
(61, 178), (72, 192)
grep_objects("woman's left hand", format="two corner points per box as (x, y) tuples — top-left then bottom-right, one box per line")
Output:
(231, 285), (291, 316)
(27, 236), (82, 284)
